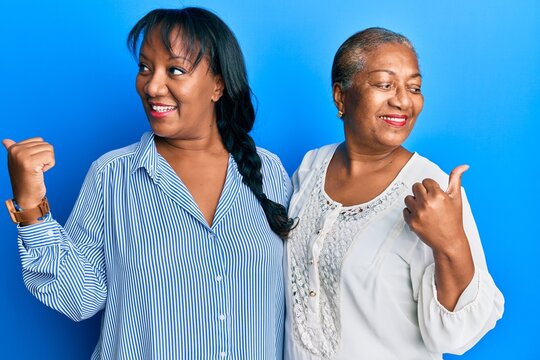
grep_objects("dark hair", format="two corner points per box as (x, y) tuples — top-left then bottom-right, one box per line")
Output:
(127, 7), (293, 238)
(331, 27), (417, 90)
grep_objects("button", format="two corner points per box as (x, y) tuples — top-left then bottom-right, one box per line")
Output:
(309, 291), (317, 297)
(220, 352), (227, 358)
(316, 229), (321, 235)
(215, 275), (223, 282)
(219, 314), (226, 321)
(308, 259), (314, 265)
(46, 230), (54, 236)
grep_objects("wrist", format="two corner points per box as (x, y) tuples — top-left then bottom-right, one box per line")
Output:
(13, 197), (43, 210)
(431, 231), (469, 263)
(5, 197), (50, 225)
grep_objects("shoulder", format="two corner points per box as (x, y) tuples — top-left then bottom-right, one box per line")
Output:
(93, 143), (137, 167)
(256, 146), (289, 181)
(407, 153), (449, 187)
(90, 143), (139, 175)
(293, 143), (338, 183)
(296, 143), (339, 172)
(90, 132), (152, 174)
(256, 146), (292, 206)
(256, 146), (284, 167)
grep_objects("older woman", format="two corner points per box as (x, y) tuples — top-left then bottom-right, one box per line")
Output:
(284, 28), (504, 359)
(4, 7), (292, 359)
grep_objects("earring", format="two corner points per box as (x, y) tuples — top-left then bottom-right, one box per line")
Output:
(337, 110), (344, 118)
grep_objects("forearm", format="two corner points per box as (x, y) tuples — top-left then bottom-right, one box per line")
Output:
(18, 217), (107, 321)
(432, 234), (475, 311)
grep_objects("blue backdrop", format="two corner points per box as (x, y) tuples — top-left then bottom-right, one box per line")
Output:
(1, 0), (537, 358)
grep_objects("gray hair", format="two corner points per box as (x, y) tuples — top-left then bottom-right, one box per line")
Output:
(331, 27), (417, 90)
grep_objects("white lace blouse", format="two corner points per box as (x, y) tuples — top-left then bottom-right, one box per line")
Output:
(284, 144), (504, 360)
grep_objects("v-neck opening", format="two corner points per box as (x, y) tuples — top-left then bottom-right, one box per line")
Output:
(155, 152), (241, 230)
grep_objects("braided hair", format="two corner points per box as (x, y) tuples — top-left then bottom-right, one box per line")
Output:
(128, 7), (293, 238)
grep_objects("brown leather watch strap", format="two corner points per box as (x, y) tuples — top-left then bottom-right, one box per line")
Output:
(5, 198), (50, 224)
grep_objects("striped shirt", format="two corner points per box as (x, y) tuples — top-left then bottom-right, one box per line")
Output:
(17, 131), (292, 360)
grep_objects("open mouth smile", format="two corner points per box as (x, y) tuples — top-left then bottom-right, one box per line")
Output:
(379, 115), (408, 127)
(149, 103), (177, 118)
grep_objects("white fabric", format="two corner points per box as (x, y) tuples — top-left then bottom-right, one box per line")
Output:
(284, 144), (504, 360)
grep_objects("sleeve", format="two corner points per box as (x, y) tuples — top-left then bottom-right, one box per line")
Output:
(288, 148), (321, 219)
(17, 161), (107, 322)
(261, 152), (293, 209)
(415, 188), (505, 354)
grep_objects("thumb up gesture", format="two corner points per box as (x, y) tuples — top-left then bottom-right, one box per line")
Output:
(403, 165), (469, 254)
(3, 138), (55, 209)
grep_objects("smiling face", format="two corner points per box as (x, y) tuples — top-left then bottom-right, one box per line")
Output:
(334, 42), (424, 154)
(135, 28), (224, 142)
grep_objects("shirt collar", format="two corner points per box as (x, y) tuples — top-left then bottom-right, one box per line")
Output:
(130, 131), (159, 181)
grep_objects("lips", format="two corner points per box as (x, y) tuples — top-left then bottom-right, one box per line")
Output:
(379, 114), (408, 127)
(148, 102), (177, 118)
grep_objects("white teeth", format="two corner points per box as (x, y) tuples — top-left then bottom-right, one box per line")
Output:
(151, 105), (176, 112)
(380, 116), (406, 122)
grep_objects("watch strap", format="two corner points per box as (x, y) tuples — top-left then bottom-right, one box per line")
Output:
(5, 198), (50, 224)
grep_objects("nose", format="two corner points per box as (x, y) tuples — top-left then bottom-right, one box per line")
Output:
(388, 85), (412, 110)
(143, 72), (168, 97)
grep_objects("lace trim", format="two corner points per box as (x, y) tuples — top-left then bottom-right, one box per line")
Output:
(288, 160), (406, 357)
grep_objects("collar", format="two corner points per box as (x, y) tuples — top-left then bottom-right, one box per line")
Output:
(129, 131), (159, 181)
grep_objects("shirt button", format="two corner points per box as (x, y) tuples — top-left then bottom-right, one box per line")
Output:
(308, 259), (314, 265)
(309, 290), (317, 297)
(219, 314), (226, 321)
(220, 352), (227, 358)
(215, 275), (223, 282)
(46, 230), (54, 236)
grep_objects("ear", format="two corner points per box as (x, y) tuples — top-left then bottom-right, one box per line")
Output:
(212, 75), (224, 102)
(332, 82), (345, 114)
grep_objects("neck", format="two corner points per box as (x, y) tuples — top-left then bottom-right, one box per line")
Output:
(338, 141), (410, 175)
(155, 131), (227, 158)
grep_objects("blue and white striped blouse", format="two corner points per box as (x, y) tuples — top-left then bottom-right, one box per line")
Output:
(17, 131), (292, 360)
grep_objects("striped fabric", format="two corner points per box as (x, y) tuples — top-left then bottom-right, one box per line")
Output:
(17, 131), (292, 360)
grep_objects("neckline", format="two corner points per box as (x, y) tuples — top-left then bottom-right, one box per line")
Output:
(154, 147), (241, 230)
(319, 144), (418, 210)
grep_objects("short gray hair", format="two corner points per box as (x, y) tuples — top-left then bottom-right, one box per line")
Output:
(331, 27), (417, 90)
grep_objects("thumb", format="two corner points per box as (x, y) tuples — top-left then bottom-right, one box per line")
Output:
(446, 164), (469, 196)
(2, 139), (15, 150)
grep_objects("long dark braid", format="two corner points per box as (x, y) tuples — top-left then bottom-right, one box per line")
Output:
(128, 7), (293, 238)
(217, 117), (293, 239)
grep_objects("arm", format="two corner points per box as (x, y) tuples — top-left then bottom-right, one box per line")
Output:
(404, 165), (473, 310)
(405, 166), (504, 353)
(5, 138), (107, 321)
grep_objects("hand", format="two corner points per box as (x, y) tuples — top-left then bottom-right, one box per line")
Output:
(403, 165), (469, 257)
(3, 138), (55, 209)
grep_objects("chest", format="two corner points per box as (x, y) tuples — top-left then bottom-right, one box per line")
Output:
(100, 170), (283, 281)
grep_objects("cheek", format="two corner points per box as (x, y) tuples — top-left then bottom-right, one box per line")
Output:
(413, 96), (424, 114)
(354, 91), (386, 113)
(135, 77), (146, 96)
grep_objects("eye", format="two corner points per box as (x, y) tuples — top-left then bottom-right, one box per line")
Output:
(168, 67), (186, 76)
(138, 63), (150, 73)
(375, 83), (392, 90)
(409, 86), (422, 94)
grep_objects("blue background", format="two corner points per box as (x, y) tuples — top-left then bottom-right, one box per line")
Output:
(1, 0), (537, 358)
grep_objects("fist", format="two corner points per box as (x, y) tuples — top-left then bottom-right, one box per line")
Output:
(403, 165), (469, 254)
(3, 137), (55, 209)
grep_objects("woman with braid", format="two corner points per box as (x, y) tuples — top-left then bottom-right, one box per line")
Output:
(3, 7), (292, 359)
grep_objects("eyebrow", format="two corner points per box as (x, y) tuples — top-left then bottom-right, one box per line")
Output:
(368, 69), (422, 78)
(139, 52), (193, 64)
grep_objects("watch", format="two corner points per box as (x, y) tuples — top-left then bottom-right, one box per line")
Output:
(5, 197), (50, 224)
